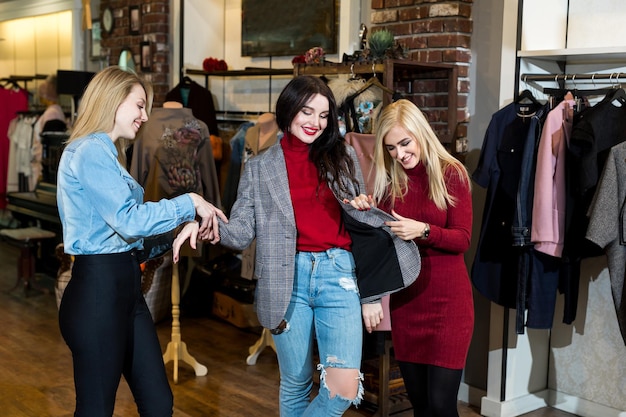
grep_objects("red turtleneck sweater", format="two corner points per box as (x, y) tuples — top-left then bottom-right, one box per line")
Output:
(281, 133), (351, 252)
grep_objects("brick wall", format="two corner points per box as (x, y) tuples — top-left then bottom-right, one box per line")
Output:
(97, 0), (471, 142)
(100, 0), (170, 106)
(371, 0), (472, 152)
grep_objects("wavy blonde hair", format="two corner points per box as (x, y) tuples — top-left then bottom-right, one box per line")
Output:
(68, 66), (153, 166)
(371, 99), (470, 211)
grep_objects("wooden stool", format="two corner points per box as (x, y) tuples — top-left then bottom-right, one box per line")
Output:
(0, 227), (55, 295)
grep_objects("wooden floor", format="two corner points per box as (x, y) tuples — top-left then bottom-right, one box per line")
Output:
(0, 239), (579, 417)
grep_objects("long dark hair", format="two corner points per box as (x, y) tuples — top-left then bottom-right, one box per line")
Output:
(275, 75), (359, 196)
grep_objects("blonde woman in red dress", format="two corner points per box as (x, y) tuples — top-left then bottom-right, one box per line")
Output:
(349, 99), (474, 417)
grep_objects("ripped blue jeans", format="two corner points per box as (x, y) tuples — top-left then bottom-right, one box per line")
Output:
(272, 248), (364, 417)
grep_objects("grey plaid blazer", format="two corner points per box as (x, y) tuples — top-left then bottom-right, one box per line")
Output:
(218, 143), (420, 330)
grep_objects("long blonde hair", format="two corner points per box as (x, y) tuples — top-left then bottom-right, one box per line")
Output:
(68, 66), (153, 166)
(371, 99), (470, 211)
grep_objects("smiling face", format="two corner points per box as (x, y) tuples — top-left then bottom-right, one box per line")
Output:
(288, 93), (329, 145)
(109, 83), (148, 142)
(384, 124), (421, 169)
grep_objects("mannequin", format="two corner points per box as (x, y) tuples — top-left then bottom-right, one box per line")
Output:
(130, 104), (221, 205)
(130, 100), (218, 381)
(243, 112), (279, 163)
(129, 102), (220, 320)
(256, 112), (279, 149)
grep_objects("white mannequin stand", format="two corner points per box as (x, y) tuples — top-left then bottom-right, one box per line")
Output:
(162, 261), (208, 382)
(246, 327), (277, 365)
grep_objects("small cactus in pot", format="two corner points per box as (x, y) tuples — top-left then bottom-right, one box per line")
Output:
(368, 29), (394, 60)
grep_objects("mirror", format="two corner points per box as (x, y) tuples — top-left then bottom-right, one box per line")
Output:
(119, 48), (136, 71)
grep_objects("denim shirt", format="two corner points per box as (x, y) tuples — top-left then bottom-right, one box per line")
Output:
(57, 132), (195, 255)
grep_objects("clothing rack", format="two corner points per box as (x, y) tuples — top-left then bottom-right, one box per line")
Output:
(521, 72), (626, 83)
(1, 74), (47, 91)
(504, 72), (624, 408)
(16, 109), (44, 117)
(521, 72), (625, 94)
(215, 110), (265, 122)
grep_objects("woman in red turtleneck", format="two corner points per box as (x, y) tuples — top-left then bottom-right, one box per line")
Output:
(350, 99), (474, 417)
(216, 76), (366, 416)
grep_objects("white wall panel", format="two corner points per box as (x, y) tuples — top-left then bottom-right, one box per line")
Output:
(521, 0), (568, 51)
(568, 0), (626, 49)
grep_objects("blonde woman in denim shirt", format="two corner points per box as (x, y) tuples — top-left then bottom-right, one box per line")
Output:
(56, 66), (225, 417)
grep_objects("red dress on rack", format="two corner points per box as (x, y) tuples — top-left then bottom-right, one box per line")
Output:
(0, 87), (29, 209)
(383, 163), (474, 370)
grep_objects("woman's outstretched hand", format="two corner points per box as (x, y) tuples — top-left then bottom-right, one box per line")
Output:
(172, 221), (199, 263)
(188, 193), (228, 243)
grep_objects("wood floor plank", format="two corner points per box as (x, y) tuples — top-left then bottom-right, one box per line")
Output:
(0, 240), (579, 417)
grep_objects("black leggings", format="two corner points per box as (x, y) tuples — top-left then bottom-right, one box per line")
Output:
(398, 361), (463, 417)
(58, 251), (173, 417)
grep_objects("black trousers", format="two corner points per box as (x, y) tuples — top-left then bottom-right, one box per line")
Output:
(59, 251), (173, 417)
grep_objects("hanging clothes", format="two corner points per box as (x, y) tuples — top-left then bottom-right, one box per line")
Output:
(472, 97), (557, 333)
(566, 90), (626, 259)
(0, 87), (29, 208)
(472, 99), (546, 308)
(523, 95), (577, 330)
(7, 114), (39, 192)
(559, 89), (626, 324)
(328, 75), (383, 135)
(586, 141), (626, 345)
(511, 102), (552, 334)
(532, 94), (575, 258)
(129, 106), (221, 206)
(129, 106), (221, 322)
(165, 77), (219, 136)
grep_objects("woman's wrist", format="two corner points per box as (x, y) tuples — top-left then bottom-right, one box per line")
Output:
(188, 192), (199, 207)
(421, 223), (430, 239)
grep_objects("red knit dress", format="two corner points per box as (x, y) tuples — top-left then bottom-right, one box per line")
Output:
(383, 162), (474, 370)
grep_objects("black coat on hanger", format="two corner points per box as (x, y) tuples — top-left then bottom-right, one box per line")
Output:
(165, 78), (219, 136)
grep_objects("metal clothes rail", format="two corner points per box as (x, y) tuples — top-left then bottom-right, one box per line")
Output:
(521, 72), (626, 83)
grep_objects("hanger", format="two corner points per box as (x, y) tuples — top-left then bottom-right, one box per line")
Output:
(362, 75), (394, 95)
(592, 73), (625, 106)
(513, 87), (543, 117)
(541, 75), (616, 102)
(609, 86), (626, 107)
(515, 89), (541, 106)
(348, 64), (360, 81)
(350, 65), (395, 98)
